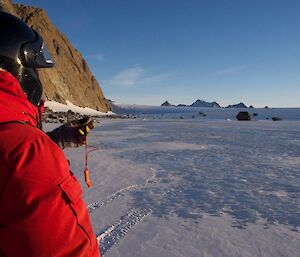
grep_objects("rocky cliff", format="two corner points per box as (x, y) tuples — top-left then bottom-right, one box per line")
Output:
(0, 0), (111, 112)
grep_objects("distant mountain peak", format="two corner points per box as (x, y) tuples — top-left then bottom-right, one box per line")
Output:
(160, 99), (252, 108)
(161, 101), (174, 107)
(226, 102), (248, 108)
(190, 99), (221, 108)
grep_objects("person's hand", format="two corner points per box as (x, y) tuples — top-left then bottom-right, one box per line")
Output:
(47, 116), (94, 149)
(70, 116), (95, 145)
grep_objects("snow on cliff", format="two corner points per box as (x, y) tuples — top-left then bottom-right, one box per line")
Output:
(45, 100), (114, 116)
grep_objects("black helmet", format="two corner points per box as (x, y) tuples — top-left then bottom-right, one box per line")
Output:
(0, 11), (54, 106)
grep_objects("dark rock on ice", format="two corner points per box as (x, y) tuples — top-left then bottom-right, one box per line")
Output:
(236, 111), (251, 121)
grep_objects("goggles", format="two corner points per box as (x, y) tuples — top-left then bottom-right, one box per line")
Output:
(20, 30), (54, 68)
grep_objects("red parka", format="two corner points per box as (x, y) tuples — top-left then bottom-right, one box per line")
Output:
(0, 71), (101, 257)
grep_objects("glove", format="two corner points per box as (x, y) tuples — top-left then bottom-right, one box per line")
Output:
(47, 116), (94, 149)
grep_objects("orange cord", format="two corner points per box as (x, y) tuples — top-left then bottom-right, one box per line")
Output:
(84, 141), (99, 188)
(84, 168), (92, 188)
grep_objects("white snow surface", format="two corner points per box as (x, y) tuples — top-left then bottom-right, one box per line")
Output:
(45, 106), (300, 257)
(45, 100), (113, 116)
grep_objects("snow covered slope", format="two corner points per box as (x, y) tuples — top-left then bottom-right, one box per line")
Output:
(45, 100), (114, 116)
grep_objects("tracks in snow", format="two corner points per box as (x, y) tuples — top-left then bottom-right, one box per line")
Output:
(88, 169), (157, 255)
(88, 169), (157, 214)
(96, 208), (152, 255)
(88, 184), (142, 213)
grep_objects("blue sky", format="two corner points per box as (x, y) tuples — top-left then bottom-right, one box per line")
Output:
(16, 0), (300, 107)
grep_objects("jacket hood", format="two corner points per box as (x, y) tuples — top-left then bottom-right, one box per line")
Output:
(0, 70), (41, 126)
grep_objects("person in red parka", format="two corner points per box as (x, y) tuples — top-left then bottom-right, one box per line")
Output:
(0, 11), (101, 257)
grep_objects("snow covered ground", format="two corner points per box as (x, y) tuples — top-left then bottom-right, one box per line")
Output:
(46, 105), (300, 257)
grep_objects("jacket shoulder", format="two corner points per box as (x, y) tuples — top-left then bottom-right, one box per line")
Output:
(0, 122), (70, 186)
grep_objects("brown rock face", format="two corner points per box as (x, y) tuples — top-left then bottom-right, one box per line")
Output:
(1, 0), (111, 112)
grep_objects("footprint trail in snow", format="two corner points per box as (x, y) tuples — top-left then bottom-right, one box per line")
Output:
(88, 170), (157, 255)
(96, 208), (152, 255)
